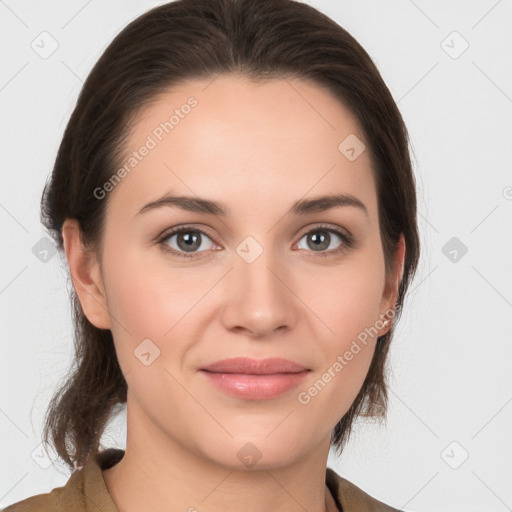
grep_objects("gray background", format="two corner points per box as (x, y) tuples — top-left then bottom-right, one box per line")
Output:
(1, 0), (511, 510)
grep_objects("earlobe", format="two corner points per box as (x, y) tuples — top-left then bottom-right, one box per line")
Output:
(61, 219), (111, 330)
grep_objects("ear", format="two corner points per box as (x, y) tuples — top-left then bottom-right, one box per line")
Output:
(379, 233), (406, 335)
(61, 219), (111, 330)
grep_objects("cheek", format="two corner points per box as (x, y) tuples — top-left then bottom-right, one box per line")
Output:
(291, 259), (385, 421)
(102, 247), (201, 336)
(297, 346), (375, 433)
(296, 312), (378, 427)
(298, 256), (385, 344)
(100, 248), (221, 376)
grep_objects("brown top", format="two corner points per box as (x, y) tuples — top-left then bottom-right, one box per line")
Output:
(2, 449), (402, 511)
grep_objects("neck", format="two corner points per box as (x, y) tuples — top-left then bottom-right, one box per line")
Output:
(102, 397), (338, 512)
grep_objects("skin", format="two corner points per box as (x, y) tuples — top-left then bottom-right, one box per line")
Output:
(62, 73), (405, 512)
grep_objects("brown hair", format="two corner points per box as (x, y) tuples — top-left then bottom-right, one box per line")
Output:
(41, 0), (420, 470)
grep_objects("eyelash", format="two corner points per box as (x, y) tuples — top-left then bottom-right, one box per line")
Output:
(156, 223), (355, 259)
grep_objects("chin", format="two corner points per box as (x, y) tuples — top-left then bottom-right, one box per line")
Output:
(199, 433), (312, 471)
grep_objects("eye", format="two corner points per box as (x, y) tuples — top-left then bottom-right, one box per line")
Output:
(157, 223), (354, 259)
(295, 224), (354, 257)
(157, 225), (218, 259)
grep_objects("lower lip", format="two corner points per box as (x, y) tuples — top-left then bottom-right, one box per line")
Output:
(200, 370), (310, 400)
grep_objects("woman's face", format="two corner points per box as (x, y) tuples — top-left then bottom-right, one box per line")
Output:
(70, 74), (403, 469)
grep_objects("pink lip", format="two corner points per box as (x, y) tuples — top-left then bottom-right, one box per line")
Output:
(199, 357), (311, 400)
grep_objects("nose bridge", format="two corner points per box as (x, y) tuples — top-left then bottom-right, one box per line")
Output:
(222, 235), (296, 336)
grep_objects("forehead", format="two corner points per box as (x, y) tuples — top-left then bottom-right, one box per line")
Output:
(108, 74), (378, 220)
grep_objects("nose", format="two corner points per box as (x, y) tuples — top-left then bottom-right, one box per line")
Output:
(220, 245), (298, 338)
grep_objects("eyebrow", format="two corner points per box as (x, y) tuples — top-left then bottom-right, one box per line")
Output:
(136, 192), (369, 218)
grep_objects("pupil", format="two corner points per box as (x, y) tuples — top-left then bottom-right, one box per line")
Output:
(310, 231), (329, 251)
(179, 232), (200, 251)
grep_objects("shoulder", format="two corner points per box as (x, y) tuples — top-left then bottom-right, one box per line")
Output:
(1, 469), (84, 512)
(326, 467), (403, 512)
(2, 448), (124, 512)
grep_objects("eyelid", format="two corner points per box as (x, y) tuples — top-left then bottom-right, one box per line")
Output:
(156, 223), (217, 242)
(156, 224), (220, 259)
(293, 223), (355, 257)
(296, 222), (351, 240)
(156, 222), (355, 258)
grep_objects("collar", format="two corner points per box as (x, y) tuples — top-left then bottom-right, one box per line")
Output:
(81, 449), (400, 512)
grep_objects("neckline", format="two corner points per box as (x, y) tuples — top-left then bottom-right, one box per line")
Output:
(91, 449), (343, 512)
(325, 467), (344, 512)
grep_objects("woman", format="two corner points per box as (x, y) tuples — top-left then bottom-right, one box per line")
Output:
(4, 0), (419, 510)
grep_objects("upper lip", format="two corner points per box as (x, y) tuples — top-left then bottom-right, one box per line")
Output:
(200, 357), (309, 375)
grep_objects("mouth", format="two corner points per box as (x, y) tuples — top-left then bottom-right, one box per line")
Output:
(199, 357), (311, 400)
(200, 357), (309, 374)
